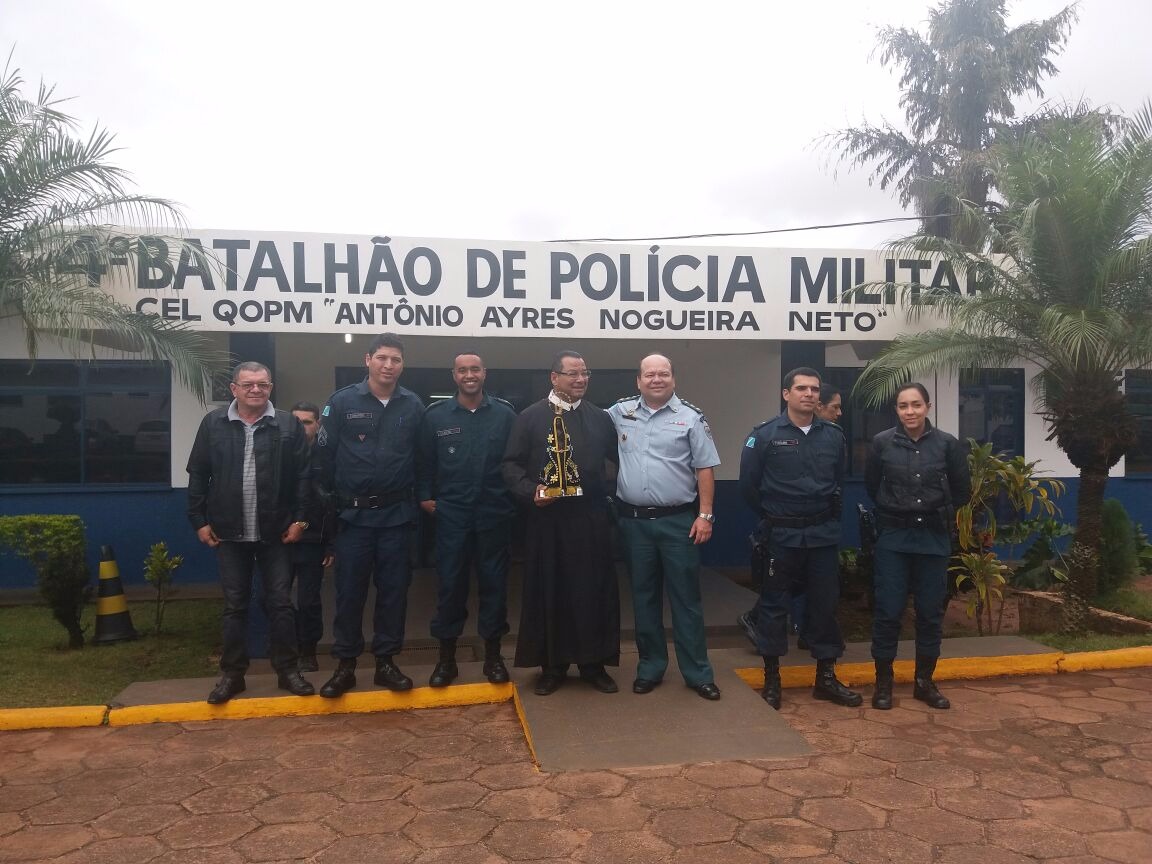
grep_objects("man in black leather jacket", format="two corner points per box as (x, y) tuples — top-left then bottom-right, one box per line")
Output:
(187, 362), (315, 704)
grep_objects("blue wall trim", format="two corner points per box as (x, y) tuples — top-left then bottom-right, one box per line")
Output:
(0, 489), (215, 590)
(5, 474), (1152, 587)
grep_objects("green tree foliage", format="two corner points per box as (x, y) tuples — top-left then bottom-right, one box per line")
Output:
(0, 60), (226, 399)
(825, 0), (1076, 245)
(854, 103), (1152, 633)
(0, 515), (89, 648)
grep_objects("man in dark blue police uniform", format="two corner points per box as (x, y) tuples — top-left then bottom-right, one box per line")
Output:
(738, 366), (861, 710)
(417, 351), (517, 687)
(315, 333), (425, 698)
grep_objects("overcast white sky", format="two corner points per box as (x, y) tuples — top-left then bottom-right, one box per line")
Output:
(3, 0), (1148, 249)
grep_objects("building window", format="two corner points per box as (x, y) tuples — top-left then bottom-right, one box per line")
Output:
(0, 361), (170, 487)
(959, 369), (1025, 458)
(823, 368), (895, 478)
(1125, 370), (1152, 475)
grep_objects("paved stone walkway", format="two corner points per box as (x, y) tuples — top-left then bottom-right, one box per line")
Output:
(2, 669), (1151, 863)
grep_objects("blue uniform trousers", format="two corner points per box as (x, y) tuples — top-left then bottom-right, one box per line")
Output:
(430, 517), (511, 642)
(331, 523), (412, 658)
(871, 547), (948, 660)
(754, 543), (844, 660)
(218, 540), (296, 676)
(619, 510), (713, 687)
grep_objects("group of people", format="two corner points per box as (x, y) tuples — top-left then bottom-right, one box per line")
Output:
(187, 337), (970, 713)
(738, 367), (969, 711)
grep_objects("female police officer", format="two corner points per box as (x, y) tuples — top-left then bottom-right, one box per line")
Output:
(865, 382), (970, 710)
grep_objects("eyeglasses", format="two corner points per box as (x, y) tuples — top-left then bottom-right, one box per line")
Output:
(233, 382), (273, 392)
(555, 371), (592, 379)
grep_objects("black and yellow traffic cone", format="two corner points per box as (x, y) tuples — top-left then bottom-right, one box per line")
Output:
(92, 544), (138, 644)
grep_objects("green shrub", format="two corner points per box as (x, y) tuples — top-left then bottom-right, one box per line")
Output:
(0, 515), (90, 648)
(143, 542), (182, 634)
(1098, 499), (1138, 597)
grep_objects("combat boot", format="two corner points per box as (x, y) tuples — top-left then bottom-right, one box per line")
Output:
(482, 638), (510, 684)
(872, 659), (894, 710)
(429, 639), (459, 687)
(761, 657), (782, 710)
(319, 658), (356, 698)
(813, 658), (863, 707)
(375, 655), (414, 691)
(913, 656), (950, 709)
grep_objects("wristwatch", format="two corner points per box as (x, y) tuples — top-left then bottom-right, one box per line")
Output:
(293, 521), (309, 529)
(697, 513), (715, 523)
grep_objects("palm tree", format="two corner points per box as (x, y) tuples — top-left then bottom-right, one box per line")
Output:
(825, 0), (1077, 245)
(0, 62), (225, 399)
(854, 104), (1152, 632)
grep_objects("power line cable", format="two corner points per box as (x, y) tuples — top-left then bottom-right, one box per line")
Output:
(550, 212), (954, 243)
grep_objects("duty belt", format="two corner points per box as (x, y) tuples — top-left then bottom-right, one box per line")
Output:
(338, 488), (412, 509)
(877, 512), (943, 530)
(762, 507), (835, 529)
(616, 499), (696, 520)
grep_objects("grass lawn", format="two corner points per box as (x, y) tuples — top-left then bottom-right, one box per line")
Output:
(1093, 587), (1152, 622)
(0, 599), (222, 708)
(1029, 631), (1152, 652)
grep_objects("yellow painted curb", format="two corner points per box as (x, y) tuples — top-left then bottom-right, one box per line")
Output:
(0, 705), (107, 731)
(108, 683), (514, 726)
(511, 685), (540, 769)
(1058, 646), (1152, 672)
(736, 652), (1067, 691)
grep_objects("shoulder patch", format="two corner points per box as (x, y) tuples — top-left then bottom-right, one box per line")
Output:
(745, 436), (757, 448)
(321, 404), (331, 417)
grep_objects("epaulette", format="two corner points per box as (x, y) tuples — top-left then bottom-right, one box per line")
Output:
(613, 395), (640, 405)
(751, 419), (773, 432)
(678, 398), (705, 416)
(491, 395), (515, 410)
(424, 397), (453, 412)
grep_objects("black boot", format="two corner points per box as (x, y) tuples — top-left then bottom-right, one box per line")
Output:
(482, 639), (510, 684)
(319, 658), (356, 698)
(913, 656), (950, 709)
(429, 639), (459, 687)
(761, 657), (782, 710)
(813, 659), (863, 707)
(375, 655), (414, 691)
(872, 659), (894, 710)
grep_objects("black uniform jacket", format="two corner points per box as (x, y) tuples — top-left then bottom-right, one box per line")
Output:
(316, 380), (424, 528)
(738, 412), (845, 548)
(186, 408), (312, 541)
(865, 421), (972, 520)
(416, 393), (516, 527)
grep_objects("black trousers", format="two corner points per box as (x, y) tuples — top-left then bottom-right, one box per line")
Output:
(754, 544), (844, 661)
(218, 540), (297, 676)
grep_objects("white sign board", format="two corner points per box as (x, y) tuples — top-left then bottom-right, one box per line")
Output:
(89, 231), (980, 340)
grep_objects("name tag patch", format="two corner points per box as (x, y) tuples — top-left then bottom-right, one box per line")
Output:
(345, 411), (374, 420)
(436, 427), (462, 437)
(771, 439), (800, 447)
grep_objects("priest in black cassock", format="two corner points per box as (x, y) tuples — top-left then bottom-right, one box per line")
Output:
(502, 350), (621, 696)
